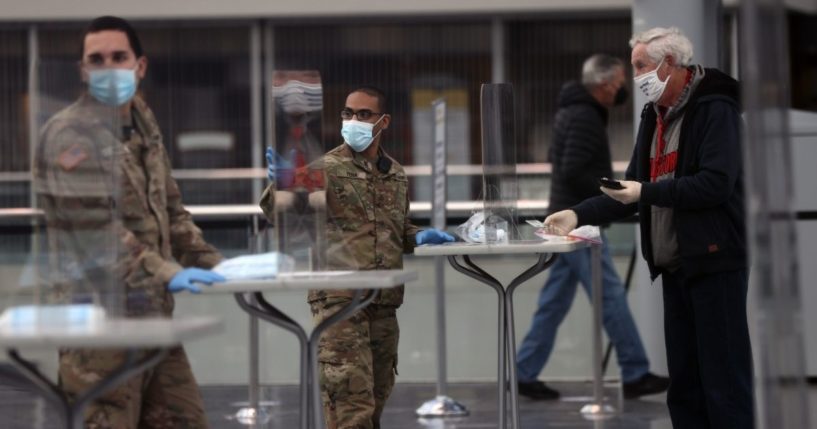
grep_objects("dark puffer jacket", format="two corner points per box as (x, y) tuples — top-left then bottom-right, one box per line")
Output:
(548, 81), (613, 214)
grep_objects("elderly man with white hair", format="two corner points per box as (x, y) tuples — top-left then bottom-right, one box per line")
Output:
(545, 27), (753, 428)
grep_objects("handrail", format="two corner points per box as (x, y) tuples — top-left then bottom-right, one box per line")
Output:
(0, 162), (631, 183)
(0, 200), (551, 221)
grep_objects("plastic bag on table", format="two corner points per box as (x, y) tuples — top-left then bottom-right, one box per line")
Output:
(456, 211), (508, 244)
(212, 252), (295, 281)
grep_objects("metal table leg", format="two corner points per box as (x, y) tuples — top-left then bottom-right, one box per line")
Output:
(7, 348), (168, 429)
(415, 256), (469, 418)
(580, 244), (616, 419)
(235, 289), (378, 429)
(505, 253), (558, 429)
(447, 253), (556, 429)
(235, 292), (308, 429)
(448, 254), (505, 428)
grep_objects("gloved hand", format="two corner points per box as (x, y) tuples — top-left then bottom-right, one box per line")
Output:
(416, 229), (456, 245)
(308, 190), (326, 210)
(265, 147), (294, 186)
(168, 268), (226, 294)
(274, 190), (296, 211)
(600, 180), (642, 204)
(543, 210), (578, 235)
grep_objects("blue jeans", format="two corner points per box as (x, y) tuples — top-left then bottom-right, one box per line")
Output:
(516, 239), (649, 383)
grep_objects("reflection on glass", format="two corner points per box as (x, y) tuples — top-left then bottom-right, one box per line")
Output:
(30, 75), (124, 321)
(268, 70), (326, 271)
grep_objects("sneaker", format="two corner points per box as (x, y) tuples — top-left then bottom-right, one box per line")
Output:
(623, 372), (670, 399)
(517, 381), (560, 400)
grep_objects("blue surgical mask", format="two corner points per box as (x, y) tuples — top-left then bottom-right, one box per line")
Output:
(341, 116), (384, 152)
(87, 66), (138, 106)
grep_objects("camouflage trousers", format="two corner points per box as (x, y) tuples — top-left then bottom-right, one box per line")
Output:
(311, 297), (400, 429)
(58, 346), (209, 429)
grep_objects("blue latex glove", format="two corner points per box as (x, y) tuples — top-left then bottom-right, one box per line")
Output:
(265, 147), (294, 187)
(168, 268), (226, 294)
(416, 229), (456, 245)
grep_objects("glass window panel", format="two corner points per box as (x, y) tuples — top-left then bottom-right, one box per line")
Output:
(0, 28), (31, 209)
(37, 22), (253, 206)
(273, 21), (492, 204)
(507, 16), (634, 163)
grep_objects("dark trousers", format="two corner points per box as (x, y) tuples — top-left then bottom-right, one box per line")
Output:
(662, 268), (754, 429)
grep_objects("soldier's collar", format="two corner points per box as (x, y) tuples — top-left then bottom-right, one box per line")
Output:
(131, 101), (161, 146)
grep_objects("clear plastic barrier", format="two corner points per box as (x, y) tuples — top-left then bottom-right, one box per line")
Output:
(265, 70), (327, 271)
(479, 83), (518, 243)
(2, 59), (125, 332)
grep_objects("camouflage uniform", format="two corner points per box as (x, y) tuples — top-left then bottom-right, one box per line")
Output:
(260, 144), (418, 429)
(35, 94), (221, 429)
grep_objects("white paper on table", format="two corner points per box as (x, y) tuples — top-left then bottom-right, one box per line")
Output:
(527, 220), (602, 244)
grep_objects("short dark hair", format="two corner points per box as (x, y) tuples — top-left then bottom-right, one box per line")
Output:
(81, 16), (144, 59)
(350, 86), (387, 113)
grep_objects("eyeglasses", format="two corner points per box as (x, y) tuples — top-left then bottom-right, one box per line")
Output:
(340, 108), (383, 121)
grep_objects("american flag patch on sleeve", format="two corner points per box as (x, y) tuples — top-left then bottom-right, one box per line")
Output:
(57, 144), (89, 171)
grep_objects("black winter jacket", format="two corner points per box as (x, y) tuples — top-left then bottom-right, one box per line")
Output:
(572, 68), (746, 280)
(548, 81), (613, 214)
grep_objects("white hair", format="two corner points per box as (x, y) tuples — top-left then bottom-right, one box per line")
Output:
(581, 54), (624, 87)
(629, 27), (694, 66)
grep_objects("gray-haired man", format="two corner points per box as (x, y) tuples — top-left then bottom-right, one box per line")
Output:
(547, 28), (753, 428)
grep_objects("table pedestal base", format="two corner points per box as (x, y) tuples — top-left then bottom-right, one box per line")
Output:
(447, 253), (557, 429)
(234, 289), (378, 429)
(8, 348), (168, 429)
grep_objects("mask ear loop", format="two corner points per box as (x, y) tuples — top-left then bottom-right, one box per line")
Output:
(370, 114), (386, 141)
(654, 57), (671, 84)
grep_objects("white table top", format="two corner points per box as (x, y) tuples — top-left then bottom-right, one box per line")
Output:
(0, 316), (223, 349)
(202, 269), (418, 294)
(414, 239), (589, 256)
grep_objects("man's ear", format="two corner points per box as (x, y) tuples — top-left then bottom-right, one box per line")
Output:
(78, 61), (88, 83)
(136, 56), (148, 80)
(380, 114), (391, 130)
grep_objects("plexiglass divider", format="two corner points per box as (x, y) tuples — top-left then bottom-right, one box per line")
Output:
(479, 83), (518, 243)
(267, 70), (326, 272)
(1, 58), (125, 334)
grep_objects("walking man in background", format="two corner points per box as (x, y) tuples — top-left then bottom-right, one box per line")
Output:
(517, 54), (669, 401)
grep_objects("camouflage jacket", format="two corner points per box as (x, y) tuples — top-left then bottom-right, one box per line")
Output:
(260, 144), (419, 306)
(34, 94), (222, 317)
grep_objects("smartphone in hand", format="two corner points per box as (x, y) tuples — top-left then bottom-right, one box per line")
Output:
(598, 177), (625, 190)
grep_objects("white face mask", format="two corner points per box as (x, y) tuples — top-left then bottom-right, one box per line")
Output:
(634, 59), (669, 103)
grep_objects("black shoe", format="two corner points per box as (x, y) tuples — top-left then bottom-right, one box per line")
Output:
(623, 372), (670, 399)
(517, 381), (560, 400)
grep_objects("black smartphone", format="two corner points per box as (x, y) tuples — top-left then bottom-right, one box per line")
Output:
(598, 177), (625, 190)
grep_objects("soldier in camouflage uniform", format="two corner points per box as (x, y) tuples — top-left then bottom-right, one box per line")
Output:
(260, 87), (453, 429)
(34, 16), (223, 429)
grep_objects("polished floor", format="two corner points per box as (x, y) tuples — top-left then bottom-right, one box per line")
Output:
(0, 377), (672, 429)
(4, 378), (817, 428)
